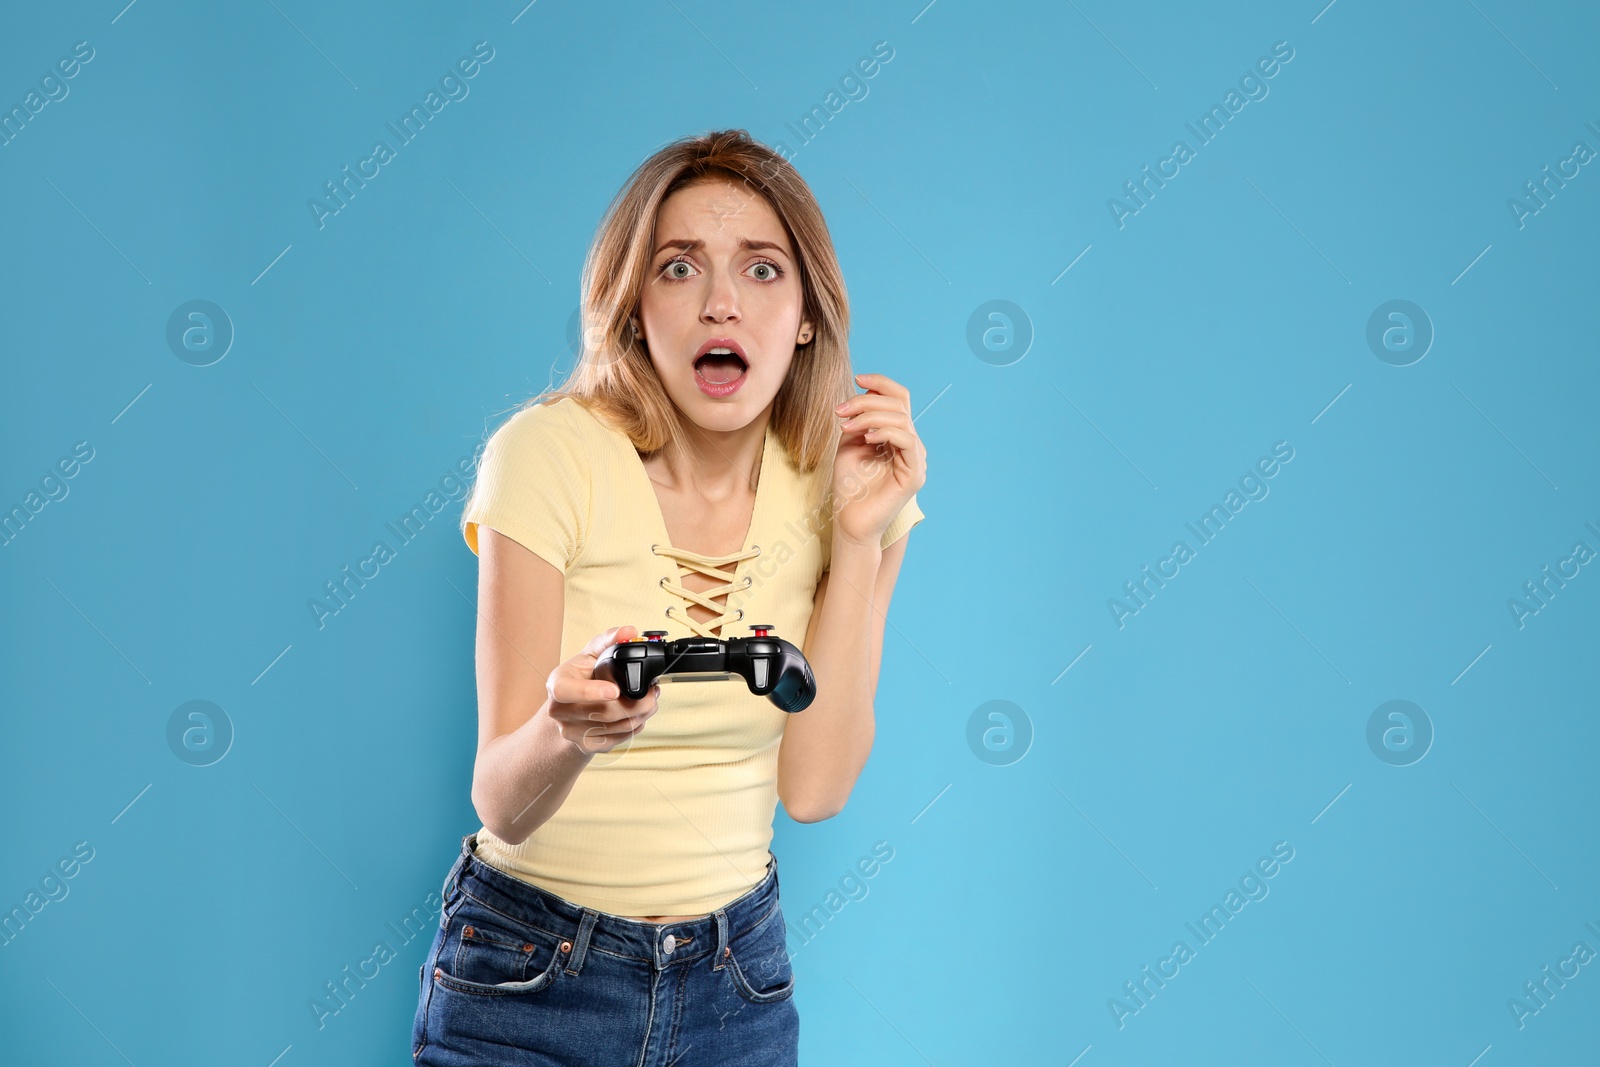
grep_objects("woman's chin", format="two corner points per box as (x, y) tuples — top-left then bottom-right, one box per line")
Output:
(674, 383), (770, 431)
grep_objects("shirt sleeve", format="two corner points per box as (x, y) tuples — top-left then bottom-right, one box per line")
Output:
(817, 492), (925, 572)
(880, 492), (925, 550)
(461, 400), (590, 573)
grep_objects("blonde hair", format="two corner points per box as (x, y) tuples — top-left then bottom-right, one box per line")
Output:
(506, 129), (852, 475)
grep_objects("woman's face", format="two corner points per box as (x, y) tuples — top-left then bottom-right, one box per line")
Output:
(636, 177), (813, 434)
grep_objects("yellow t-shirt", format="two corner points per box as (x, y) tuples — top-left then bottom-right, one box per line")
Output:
(461, 394), (924, 915)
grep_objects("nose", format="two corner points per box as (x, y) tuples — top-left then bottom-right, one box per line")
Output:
(700, 268), (740, 325)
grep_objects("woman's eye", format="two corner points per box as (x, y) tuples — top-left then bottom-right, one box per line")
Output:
(659, 257), (782, 281)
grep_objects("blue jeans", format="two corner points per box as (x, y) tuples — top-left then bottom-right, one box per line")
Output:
(412, 833), (799, 1065)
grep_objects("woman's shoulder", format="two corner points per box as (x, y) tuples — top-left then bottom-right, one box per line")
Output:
(488, 394), (610, 454)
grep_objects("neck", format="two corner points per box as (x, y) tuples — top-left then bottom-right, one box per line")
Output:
(655, 407), (770, 501)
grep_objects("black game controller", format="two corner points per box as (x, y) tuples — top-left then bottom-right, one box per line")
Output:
(593, 626), (817, 713)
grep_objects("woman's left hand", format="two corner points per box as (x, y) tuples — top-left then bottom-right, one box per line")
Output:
(831, 373), (928, 548)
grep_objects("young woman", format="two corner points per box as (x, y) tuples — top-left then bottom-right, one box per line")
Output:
(411, 129), (927, 1066)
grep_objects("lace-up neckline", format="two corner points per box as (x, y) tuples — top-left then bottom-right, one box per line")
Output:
(632, 423), (777, 640)
(652, 543), (761, 638)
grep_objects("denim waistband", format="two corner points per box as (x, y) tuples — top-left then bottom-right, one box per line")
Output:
(441, 833), (781, 974)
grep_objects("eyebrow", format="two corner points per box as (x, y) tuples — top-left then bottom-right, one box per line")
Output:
(651, 237), (792, 259)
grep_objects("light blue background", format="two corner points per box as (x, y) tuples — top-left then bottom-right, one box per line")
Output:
(3, 1), (1598, 1063)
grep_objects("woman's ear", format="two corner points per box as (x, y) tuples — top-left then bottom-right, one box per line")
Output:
(796, 319), (814, 345)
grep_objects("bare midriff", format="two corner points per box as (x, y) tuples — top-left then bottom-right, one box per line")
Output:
(636, 912), (711, 923)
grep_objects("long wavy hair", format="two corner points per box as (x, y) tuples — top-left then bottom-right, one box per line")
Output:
(501, 129), (852, 479)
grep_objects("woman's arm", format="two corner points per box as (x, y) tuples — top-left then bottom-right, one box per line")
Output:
(777, 531), (910, 822)
(468, 527), (594, 845)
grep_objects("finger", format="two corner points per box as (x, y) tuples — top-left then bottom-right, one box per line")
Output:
(552, 705), (633, 732)
(582, 698), (658, 724)
(855, 420), (923, 462)
(551, 671), (622, 705)
(584, 715), (644, 738)
(585, 712), (652, 740)
(551, 682), (659, 721)
(620, 709), (657, 731)
(860, 424), (922, 456)
(584, 705), (636, 724)
(579, 624), (637, 660)
(838, 392), (911, 422)
(612, 693), (661, 725)
(842, 410), (912, 435)
(598, 681), (660, 708)
(573, 729), (619, 754)
(838, 399), (911, 429)
(837, 392), (909, 416)
(852, 373), (911, 405)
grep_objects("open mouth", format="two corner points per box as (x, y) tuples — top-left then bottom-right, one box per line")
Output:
(693, 347), (748, 395)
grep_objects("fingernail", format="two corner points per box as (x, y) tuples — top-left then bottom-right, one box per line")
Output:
(835, 403), (848, 413)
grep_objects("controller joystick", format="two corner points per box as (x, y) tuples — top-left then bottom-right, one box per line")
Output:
(593, 625), (817, 713)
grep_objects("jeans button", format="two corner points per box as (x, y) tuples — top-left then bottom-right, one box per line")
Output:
(663, 934), (676, 954)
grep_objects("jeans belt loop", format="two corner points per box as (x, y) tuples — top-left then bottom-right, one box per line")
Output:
(565, 909), (599, 976)
(712, 909), (730, 971)
(440, 835), (474, 911)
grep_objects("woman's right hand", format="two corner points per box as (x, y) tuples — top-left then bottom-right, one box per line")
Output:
(545, 625), (662, 755)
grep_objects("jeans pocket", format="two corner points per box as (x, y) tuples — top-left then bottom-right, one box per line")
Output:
(432, 897), (565, 997)
(725, 904), (796, 1005)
